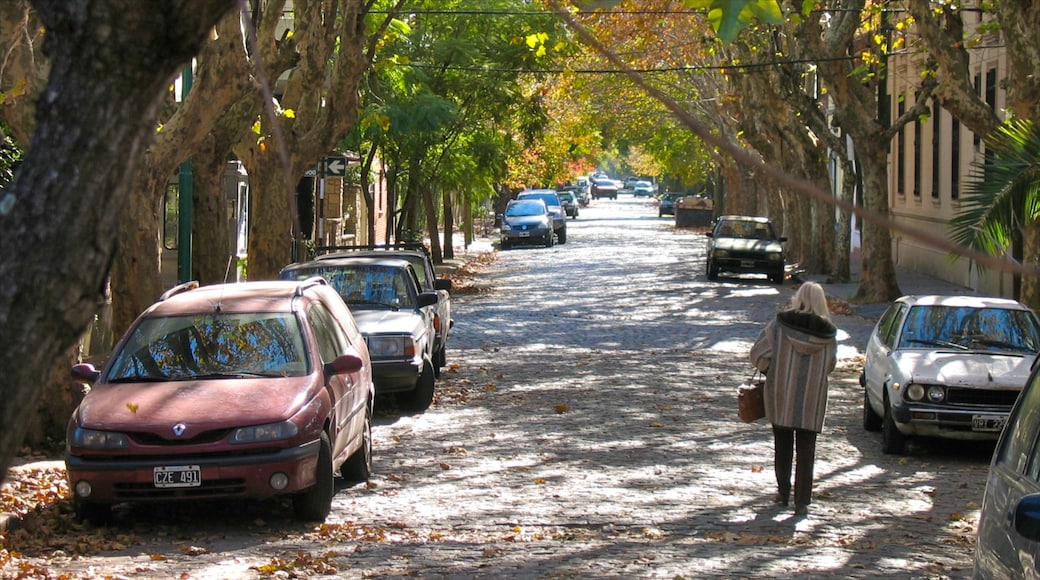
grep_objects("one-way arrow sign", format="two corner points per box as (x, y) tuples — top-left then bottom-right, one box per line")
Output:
(324, 157), (346, 176)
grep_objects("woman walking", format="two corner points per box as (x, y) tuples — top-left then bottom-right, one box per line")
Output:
(749, 282), (837, 516)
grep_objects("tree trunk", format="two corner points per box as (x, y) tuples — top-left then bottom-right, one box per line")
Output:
(111, 169), (167, 337)
(854, 146), (902, 301)
(442, 188), (454, 260)
(1020, 219), (1040, 310)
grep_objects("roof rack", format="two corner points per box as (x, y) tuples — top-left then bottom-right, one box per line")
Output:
(294, 276), (328, 297)
(159, 281), (200, 301)
(314, 243), (431, 258)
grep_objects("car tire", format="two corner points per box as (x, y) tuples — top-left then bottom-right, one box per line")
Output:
(435, 343), (447, 369)
(74, 498), (112, 525)
(293, 433), (334, 521)
(863, 388), (882, 432)
(770, 268), (784, 284)
(706, 259), (719, 281)
(500, 240), (510, 250)
(557, 228), (567, 244)
(544, 233), (554, 248)
(401, 361), (436, 413)
(882, 396), (908, 455)
(340, 401), (372, 482)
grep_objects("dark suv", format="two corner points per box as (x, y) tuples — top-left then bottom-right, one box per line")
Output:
(705, 215), (786, 284)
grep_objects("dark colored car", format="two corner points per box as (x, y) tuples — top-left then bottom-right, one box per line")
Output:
(975, 353), (1040, 578)
(591, 178), (618, 200)
(312, 244), (453, 374)
(66, 279), (374, 523)
(499, 198), (554, 249)
(556, 191), (579, 218)
(657, 192), (684, 217)
(861, 294), (1040, 455)
(516, 189), (567, 243)
(280, 257), (440, 412)
(705, 215), (786, 284)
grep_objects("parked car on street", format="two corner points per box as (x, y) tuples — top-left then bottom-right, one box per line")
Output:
(632, 180), (655, 197)
(974, 355), (1040, 578)
(556, 190), (579, 218)
(311, 244), (453, 374)
(516, 189), (567, 243)
(860, 294), (1040, 455)
(657, 192), (684, 216)
(66, 279), (374, 524)
(591, 178), (618, 200)
(498, 198), (555, 249)
(559, 184), (588, 207)
(279, 257), (440, 412)
(704, 215), (786, 284)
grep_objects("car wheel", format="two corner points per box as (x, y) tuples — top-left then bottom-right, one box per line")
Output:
(401, 361), (436, 413)
(659, 209), (664, 217)
(557, 228), (567, 244)
(74, 498), (112, 525)
(770, 268), (784, 284)
(544, 232), (554, 248)
(435, 344), (447, 369)
(500, 240), (510, 250)
(706, 259), (719, 281)
(293, 433), (334, 521)
(882, 396), (908, 455)
(340, 401), (372, 483)
(863, 388), (882, 432)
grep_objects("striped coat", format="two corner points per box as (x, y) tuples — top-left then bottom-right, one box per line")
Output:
(749, 311), (837, 433)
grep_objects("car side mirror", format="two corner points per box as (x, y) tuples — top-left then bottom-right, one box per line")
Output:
(325, 354), (363, 379)
(779, 236), (788, 243)
(435, 279), (452, 292)
(417, 291), (439, 308)
(71, 363), (100, 384)
(704, 232), (714, 238)
(1015, 493), (1040, 541)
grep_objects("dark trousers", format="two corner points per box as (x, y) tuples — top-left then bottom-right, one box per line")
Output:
(772, 426), (818, 506)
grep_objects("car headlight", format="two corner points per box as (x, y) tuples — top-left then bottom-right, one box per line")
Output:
(231, 420), (298, 444)
(714, 249), (729, 258)
(926, 385), (945, 403)
(501, 223), (513, 232)
(367, 335), (416, 358)
(906, 383), (926, 401)
(768, 252), (783, 261)
(71, 427), (130, 450)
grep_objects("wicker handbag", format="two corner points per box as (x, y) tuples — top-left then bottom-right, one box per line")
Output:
(737, 371), (766, 423)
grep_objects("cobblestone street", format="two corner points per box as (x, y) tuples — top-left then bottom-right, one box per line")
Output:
(10, 196), (990, 579)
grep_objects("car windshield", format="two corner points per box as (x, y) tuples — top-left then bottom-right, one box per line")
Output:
(107, 313), (308, 381)
(506, 201), (546, 217)
(715, 220), (774, 240)
(897, 305), (1040, 353)
(286, 265), (415, 310)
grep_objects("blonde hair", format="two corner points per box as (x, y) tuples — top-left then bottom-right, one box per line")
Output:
(788, 282), (831, 321)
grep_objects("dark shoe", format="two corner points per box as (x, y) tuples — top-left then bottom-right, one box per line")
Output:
(773, 494), (789, 507)
(794, 504), (808, 516)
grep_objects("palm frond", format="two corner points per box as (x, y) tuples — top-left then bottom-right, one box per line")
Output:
(949, 118), (1040, 258)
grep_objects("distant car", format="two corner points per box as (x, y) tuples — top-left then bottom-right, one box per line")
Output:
(590, 178), (618, 200)
(704, 215), (786, 284)
(975, 356), (1040, 578)
(559, 185), (588, 207)
(516, 189), (567, 243)
(66, 279), (374, 524)
(498, 198), (554, 249)
(632, 181), (655, 197)
(861, 294), (1040, 455)
(657, 192), (684, 217)
(556, 191), (579, 218)
(280, 257), (441, 412)
(311, 244), (453, 375)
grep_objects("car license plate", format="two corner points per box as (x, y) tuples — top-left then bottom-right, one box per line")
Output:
(154, 465), (201, 488)
(740, 260), (755, 268)
(518, 232), (530, 237)
(971, 415), (1006, 432)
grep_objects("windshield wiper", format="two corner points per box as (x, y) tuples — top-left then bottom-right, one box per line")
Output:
(904, 338), (969, 350)
(969, 338), (1033, 352)
(108, 375), (169, 383)
(347, 301), (399, 310)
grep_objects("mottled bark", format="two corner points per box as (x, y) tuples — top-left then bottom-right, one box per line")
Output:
(0, 0), (236, 478)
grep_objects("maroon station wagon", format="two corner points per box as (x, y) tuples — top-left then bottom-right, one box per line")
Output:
(65, 279), (374, 523)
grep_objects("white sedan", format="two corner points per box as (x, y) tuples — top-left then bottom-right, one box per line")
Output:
(860, 294), (1040, 454)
